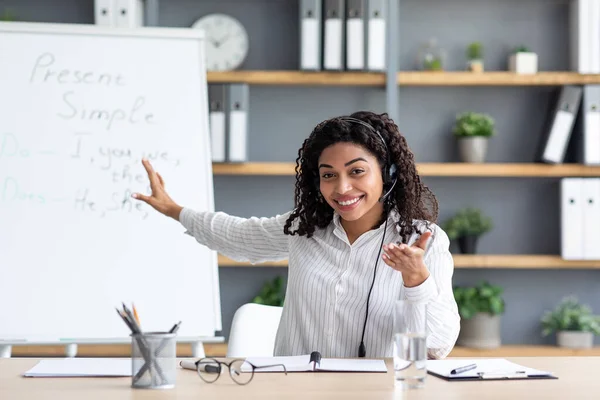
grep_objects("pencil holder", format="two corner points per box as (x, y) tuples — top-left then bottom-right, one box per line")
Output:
(131, 332), (177, 389)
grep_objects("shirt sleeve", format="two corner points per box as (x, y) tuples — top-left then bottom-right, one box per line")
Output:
(400, 223), (461, 359)
(178, 208), (291, 264)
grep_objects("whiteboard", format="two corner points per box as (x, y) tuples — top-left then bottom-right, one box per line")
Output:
(0, 22), (221, 341)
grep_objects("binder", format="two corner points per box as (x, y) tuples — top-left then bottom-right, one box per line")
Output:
(536, 86), (583, 164)
(323, 0), (345, 70)
(208, 85), (227, 163)
(561, 178), (584, 260)
(299, 0), (322, 71)
(591, 0), (600, 73)
(227, 84), (249, 163)
(582, 85), (600, 165)
(94, 0), (116, 26)
(238, 352), (387, 373)
(367, 0), (386, 71)
(569, 0), (591, 73)
(346, 0), (366, 70)
(582, 178), (600, 260)
(115, 0), (145, 28)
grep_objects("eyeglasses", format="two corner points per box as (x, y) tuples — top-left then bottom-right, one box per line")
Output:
(194, 358), (287, 385)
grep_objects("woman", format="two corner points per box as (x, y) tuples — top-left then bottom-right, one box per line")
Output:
(132, 111), (460, 359)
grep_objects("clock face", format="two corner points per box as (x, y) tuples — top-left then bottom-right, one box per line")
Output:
(192, 14), (249, 71)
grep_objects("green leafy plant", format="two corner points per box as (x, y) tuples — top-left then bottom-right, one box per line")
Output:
(466, 42), (483, 60)
(0, 8), (17, 21)
(452, 112), (496, 138)
(252, 276), (285, 307)
(443, 207), (493, 240)
(541, 296), (600, 336)
(453, 281), (505, 320)
(514, 45), (531, 53)
(423, 56), (443, 71)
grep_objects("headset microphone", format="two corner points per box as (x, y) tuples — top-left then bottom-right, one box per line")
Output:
(378, 174), (397, 203)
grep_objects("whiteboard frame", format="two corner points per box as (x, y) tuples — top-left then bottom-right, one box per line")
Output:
(0, 21), (222, 338)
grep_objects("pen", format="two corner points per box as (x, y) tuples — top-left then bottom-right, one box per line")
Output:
(169, 321), (182, 334)
(450, 363), (477, 375)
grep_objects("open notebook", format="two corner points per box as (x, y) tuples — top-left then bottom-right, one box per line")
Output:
(242, 352), (387, 373)
(427, 358), (557, 381)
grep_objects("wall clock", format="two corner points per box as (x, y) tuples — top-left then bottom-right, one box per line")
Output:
(192, 13), (249, 71)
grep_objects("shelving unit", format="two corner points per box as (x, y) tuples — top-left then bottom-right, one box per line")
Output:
(212, 162), (600, 177)
(218, 255), (600, 269)
(207, 71), (600, 87)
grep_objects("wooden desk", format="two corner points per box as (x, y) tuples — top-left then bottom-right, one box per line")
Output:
(1, 357), (599, 399)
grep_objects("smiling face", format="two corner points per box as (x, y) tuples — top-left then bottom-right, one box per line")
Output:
(317, 142), (385, 227)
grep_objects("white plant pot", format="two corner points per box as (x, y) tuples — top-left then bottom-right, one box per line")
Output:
(509, 52), (538, 74)
(556, 331), (594, 349)
(457, 312), (502, 349)
(457, 137), (488, 163)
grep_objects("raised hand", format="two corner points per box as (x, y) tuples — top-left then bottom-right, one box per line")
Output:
(382, 231), (432, 287)
(131, 159), (183, 221)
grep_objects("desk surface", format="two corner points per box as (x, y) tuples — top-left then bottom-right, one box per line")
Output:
(2, 357), (600, 399)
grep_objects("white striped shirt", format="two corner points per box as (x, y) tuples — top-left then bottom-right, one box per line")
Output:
(179, 208), (460, 359)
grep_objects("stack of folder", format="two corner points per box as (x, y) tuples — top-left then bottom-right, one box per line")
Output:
(300, 0), (387, 71)
(208, 84), (249, 163)
(94, 0), (145, 27)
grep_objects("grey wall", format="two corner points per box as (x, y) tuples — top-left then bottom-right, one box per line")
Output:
(3, 0), (599, 346)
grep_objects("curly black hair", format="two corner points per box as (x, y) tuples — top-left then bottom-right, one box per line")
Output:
(283, 110), (439, 244)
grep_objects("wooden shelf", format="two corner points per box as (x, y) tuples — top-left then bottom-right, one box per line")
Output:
(206, 70), (600, 87)
(9, 343), (228, 358)
(207, 71), (385, 86)
(12, 343), (594, 358)
(218, 254), (600, 269)
(398, 71), (600, 86)
(450, 345), (600, 357)
(452, 255), (600, 269)
(219, 255), (287, 267)
(212, 162), (600, 177)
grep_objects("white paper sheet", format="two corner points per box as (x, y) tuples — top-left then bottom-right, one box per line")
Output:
(23, 358), (131, 377)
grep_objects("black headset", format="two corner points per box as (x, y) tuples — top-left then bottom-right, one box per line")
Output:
(335, 116), (399, 357)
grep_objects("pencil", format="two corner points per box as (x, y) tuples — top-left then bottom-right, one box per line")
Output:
(132, 303), (141, 326)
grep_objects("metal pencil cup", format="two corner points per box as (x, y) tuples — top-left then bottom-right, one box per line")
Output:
(131, 332), (177, 389)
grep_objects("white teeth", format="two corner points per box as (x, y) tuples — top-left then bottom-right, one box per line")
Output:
(338, 197), (361, 206)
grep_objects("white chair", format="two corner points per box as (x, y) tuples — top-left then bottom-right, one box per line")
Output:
(226, 303), (283, 358)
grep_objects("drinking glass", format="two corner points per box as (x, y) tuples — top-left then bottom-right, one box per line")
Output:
(393, 300), (428, 389)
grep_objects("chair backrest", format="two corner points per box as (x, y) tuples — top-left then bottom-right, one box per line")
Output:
(226, 303), (283, 358)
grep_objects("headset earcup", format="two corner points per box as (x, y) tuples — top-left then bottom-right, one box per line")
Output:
(389, 164), (398, 182)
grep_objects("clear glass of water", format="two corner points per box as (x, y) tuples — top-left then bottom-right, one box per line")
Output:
(393, 300), (428, 389)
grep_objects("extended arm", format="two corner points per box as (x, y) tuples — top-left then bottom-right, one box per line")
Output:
(179, 208), (290, 264)
(132, 158), (290, 264)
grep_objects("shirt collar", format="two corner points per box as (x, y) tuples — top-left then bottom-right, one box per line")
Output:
(332, 209), (401, 245)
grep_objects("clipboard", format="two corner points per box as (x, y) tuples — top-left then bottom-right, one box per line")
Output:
(426, 358), (558, 382)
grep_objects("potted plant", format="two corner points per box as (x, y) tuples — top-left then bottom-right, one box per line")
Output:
(453, 281), (505, 349)
(466, 42), (484, 72)
(508, 45), (538, 74)
(443, 207), (492, 254)
(452, 111), (495, 163)
(0, 8), (17, 21)
(541, 296), (600, 349)
(252, 276), (286, 307)
(417, 38), (445, 71)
